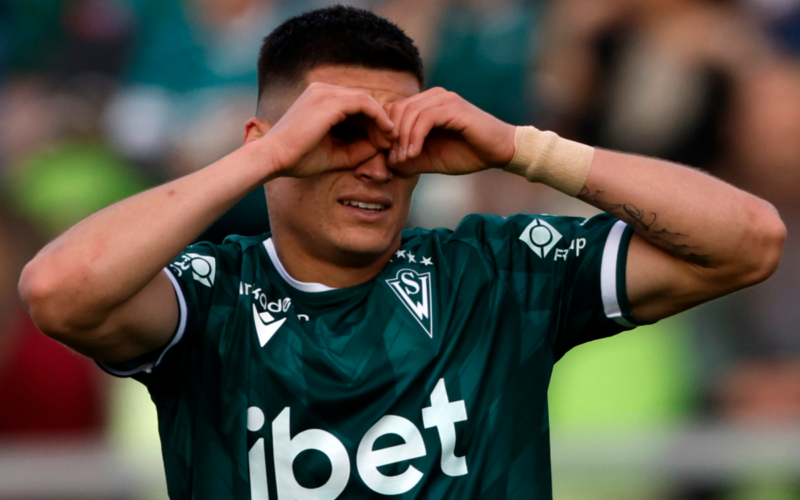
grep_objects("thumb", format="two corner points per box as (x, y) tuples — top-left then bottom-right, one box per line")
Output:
(329, 139), (380, 169)
(392, 155), (437, 176)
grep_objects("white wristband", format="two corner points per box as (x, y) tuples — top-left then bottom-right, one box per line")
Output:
(503, 126), (595, 197)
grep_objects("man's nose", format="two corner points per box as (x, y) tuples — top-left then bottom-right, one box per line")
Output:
(354, 151), (393, 182)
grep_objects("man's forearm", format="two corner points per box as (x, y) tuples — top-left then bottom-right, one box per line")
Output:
(504, 126), (782, 276)
(578, 148), (779, 271)
(19, 139), (276, 331)
(502, 126), (784, 321)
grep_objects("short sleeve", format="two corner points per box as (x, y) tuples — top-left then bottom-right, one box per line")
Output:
(98, 243), (219, 379)
(552, 215), (650, 357)
(451, 213), (650, 361)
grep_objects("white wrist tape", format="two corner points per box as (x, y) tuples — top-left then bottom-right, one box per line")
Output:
(503, 126), (595, 197)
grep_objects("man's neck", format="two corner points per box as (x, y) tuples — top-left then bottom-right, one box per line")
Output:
(269, 234), (400, 289)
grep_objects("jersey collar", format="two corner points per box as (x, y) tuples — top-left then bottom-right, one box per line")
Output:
(263, 238), (337, 293)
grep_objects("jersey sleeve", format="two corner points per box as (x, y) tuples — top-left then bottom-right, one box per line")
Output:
(550, 214), (650, 357)
(97, 242), (220, 380)
(453, 213), (650, 361)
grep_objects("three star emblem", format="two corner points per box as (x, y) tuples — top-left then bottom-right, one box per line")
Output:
(394, 249), (433, 266)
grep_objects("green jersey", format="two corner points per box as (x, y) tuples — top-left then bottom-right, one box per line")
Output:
(102, 213), (642, 499)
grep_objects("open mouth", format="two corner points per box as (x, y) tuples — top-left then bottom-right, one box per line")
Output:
(339, 200), (388, 213)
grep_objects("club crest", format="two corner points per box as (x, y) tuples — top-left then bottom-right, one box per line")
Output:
(386, 268), (433, 338)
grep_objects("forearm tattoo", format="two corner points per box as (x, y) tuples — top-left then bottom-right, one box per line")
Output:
(578, 186), (711, 267)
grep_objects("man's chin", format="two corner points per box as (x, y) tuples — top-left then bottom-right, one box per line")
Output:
(328, 233), (398, 266)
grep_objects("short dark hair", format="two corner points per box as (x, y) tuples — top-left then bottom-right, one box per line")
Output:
(256, 5), (424, 104)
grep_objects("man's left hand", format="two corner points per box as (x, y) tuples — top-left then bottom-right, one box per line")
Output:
(384, 88), (516, 175)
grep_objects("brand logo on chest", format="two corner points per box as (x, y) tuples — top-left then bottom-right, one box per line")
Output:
(386, 268), (434, 338)
(240, 282), (311, 347)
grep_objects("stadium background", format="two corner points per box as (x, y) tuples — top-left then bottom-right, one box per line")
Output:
(1, 0), (800, 498)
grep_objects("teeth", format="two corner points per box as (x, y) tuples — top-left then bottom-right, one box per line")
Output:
(343, 200), (385, 210)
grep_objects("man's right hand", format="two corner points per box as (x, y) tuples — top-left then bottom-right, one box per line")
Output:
(19, 81), (399, 365)
(261, 83), (397, 179)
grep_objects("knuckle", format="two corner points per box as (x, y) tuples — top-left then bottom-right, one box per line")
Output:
(406, 102), (421, 114)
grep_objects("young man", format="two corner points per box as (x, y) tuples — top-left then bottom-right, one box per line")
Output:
(20, 6), (784, 499)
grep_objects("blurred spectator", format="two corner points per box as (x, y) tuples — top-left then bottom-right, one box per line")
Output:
(406, 0), (546, 229)
(7, 139), (149, 237)
(539, 0), (772, 171)
(58, 0), (135, 81)
(98, 0), (288, 241)
(743, 0), (800, 54)
(0, 2), (10, 79)
(105, 0), (303, 176)
(0, 73), (150, 236)
(377, 0), (446, 62)
(0, 77), (64, 172)
(427, 0), (540, 126)
(0, 0), (64, 73)
(693, 61), (800, 425)
(0, 202), (105, 437)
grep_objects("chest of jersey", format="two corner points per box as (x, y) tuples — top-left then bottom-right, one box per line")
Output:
(219, 252), (555, 499)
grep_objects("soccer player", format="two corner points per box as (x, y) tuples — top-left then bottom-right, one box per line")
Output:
(19, 6), (784, 499)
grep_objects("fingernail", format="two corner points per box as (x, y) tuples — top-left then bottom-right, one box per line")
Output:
(398, 146), (405, 161)
(407, 144), (415, 157)
(389, 150), (397, 164)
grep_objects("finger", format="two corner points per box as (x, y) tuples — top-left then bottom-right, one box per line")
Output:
(386, 97), (421, 161)
(387, 87), (448, 142)
(395, 93), (450, 163)
(386, 97), (412, 135)
(384, 99), (403, 164)
(407, 106), (449, 159)
(339, 91), (395, 134)
(386, 99), (415, 164)
(329, 139), (379, 169)
(391, 154), (434, 176)
(367, 120), (392, 151)
(383, 102), (399, 139)
(386, 87), (448, 127)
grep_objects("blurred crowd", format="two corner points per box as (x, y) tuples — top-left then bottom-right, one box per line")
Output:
(1, 0), (800, 498)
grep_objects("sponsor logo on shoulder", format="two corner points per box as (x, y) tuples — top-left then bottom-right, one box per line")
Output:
(519, 219), (562, 258)
(520, 219), (589, 261)
(386, 268), (433, 338)
(170, 253), (216, 287)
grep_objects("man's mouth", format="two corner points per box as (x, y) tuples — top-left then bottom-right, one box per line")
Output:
(340, 200), (388, 212)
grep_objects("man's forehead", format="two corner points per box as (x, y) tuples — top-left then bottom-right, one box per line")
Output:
(305, 65), (421, 104)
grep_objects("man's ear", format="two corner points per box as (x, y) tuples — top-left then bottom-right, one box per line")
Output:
(243, 118), (272, 145)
